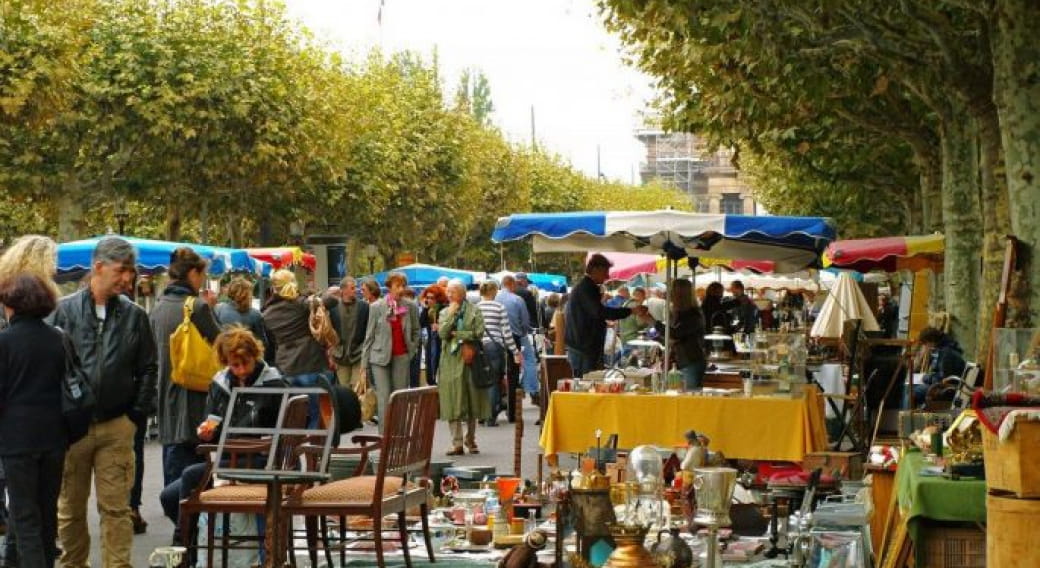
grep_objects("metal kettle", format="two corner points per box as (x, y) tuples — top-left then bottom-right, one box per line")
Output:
(650, 527), (694, 568)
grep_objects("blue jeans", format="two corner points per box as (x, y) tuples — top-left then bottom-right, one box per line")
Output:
(680, 361), (707, 390)
(567, 348), (595, 379)
(520, 335), (539, 394)
(162, 442), (206, 488)
(283, 372), (331, 428)
(425, 333), (441, 385)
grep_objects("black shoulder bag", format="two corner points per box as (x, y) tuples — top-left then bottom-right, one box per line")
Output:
(57, 328), (96, 445)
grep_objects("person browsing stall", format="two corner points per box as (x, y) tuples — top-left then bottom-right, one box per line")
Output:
(564, 254), (636, 377)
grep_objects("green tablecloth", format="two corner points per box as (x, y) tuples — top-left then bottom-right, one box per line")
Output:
(896, 450), (986, 565)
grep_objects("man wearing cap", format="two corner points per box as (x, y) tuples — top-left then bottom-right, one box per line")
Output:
(565, 254), (638, 377)
(513, 272), (541, 404)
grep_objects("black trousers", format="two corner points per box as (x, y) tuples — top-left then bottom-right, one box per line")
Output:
(2, 448), (65, 568)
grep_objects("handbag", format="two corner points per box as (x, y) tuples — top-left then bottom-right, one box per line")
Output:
(461, 341), (477, 365)
(170, 297), (221, 392)
(57, 328), (96, 445)
(353, 376), (377, 423)
(467, 341), (496, 389)
(309, 296), (339, 349)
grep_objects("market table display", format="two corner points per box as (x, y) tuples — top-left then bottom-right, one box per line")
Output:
(895, 450), (986, 566)
(539, 390), (827, 461)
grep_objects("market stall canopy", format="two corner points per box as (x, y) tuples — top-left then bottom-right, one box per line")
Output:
(493, 211), (836, 273)
(368, 263), (485, 288)
(57, 236), (268, 278)
(823, 234), (944, 273)
(244, 247), (317, 272)
(588, 252), (666, 281)
(810, 272), (880, 338)
(490, 270), (568, 292)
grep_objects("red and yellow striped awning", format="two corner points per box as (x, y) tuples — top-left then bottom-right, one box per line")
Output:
(823, 234), (944, 273)
(245, 247), (317, 272)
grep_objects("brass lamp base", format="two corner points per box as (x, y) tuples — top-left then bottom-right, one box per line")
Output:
(603, 524), (661, 568)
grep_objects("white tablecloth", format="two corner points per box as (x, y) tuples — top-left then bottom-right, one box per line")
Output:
(814, 363), (844, 418)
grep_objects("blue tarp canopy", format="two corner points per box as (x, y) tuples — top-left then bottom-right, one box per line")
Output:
(490, 270), (568, 292)
(366, 263), (486, 288)
(57, 236), (269, 277)
(491, 210), (836, 273)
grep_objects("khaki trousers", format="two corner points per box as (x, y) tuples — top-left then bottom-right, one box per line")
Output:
(336, 361), (363, 388)
(449, 419), (477, 449)
(58, 415), (136, 568)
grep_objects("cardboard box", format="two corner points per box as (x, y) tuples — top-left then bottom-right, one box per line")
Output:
(802, 451), (864, 480)
(982, 420), (1040, 498)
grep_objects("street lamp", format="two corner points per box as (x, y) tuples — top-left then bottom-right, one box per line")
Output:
(114, 202), (130, 235)
(364, 244), (378, 274)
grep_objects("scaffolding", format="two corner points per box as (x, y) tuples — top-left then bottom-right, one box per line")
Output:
(634, 127), (750, 214)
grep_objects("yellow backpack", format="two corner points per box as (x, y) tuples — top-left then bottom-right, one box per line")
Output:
(169, 297), (220, 392)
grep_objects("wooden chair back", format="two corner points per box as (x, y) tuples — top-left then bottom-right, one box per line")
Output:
(374, 386), (439, 485)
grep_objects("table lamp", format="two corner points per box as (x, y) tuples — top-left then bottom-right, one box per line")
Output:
(603, 445), (664, 568)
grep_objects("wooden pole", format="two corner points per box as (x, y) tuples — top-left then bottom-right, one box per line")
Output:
(514, 389), (524, 477)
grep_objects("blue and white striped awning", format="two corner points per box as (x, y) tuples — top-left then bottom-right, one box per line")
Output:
(57, 236), (270, 277)
(491, 210), (836, 273)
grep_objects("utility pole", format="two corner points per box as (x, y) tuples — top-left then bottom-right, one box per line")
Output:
(597, 145), (602, 180)
(530, 105), (537, 150)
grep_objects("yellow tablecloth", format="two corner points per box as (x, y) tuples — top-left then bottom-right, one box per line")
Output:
(539, 390), (828, 461)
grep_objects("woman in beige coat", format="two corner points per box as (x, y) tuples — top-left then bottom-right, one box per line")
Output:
(438, 279), (489, 455)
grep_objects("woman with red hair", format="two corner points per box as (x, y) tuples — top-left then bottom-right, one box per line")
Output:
(419, 284), (448, 385)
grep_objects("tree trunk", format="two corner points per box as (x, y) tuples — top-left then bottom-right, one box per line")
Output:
(975, 103), (1012, 356)
(993, 0), (1040, 325)
(940, 109), (983, 359)
(915, 148), (943, 233)
(165, 203), (182, 242)
(56, 176), (86, 242)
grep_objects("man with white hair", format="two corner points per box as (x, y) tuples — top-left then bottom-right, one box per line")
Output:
(496, 274), (530, 422)
(513, 272), (540, 404)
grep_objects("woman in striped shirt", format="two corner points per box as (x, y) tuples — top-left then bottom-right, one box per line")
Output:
(477, 281), (520, 426)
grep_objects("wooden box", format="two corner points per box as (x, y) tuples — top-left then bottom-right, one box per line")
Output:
(802, 451), (864, 480)
(982, 420), (1040, 498)
(987, 492), (1040, 567)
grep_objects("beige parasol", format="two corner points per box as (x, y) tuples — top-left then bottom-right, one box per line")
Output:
(810, 271), (880, 338)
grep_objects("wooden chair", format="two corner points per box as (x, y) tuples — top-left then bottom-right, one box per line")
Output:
(539, 354), (573, 422)
(286, 385), (439, 568)
(178, 392), (325, 568)
(924, 362), (982, 412)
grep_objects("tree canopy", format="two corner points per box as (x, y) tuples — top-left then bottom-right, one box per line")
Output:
(0, 0), (691, 276)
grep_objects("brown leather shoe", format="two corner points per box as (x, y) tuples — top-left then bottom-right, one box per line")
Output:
(465, 442), (479, 454)
(446, 447), (464, 456)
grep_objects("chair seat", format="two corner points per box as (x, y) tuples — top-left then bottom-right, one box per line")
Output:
(301, 475), (404, 504)
(200, 484), (268, 503)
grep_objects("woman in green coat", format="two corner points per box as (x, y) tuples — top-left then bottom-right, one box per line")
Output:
(438, 279), (490, 456)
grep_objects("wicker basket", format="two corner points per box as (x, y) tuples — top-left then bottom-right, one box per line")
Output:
(919, 521), (986, 568)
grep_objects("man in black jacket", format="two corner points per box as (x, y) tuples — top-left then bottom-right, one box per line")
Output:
(564, 254), (635, 377)
(329, 276), (370, 389)
(50, 236), (158, 568)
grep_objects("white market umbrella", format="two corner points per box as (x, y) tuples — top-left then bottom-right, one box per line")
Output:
(493, 210), (837, 376)
(810, 272), (880, 338)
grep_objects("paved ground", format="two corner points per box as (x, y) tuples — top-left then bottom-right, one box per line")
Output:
(93, 396), (556, 566)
